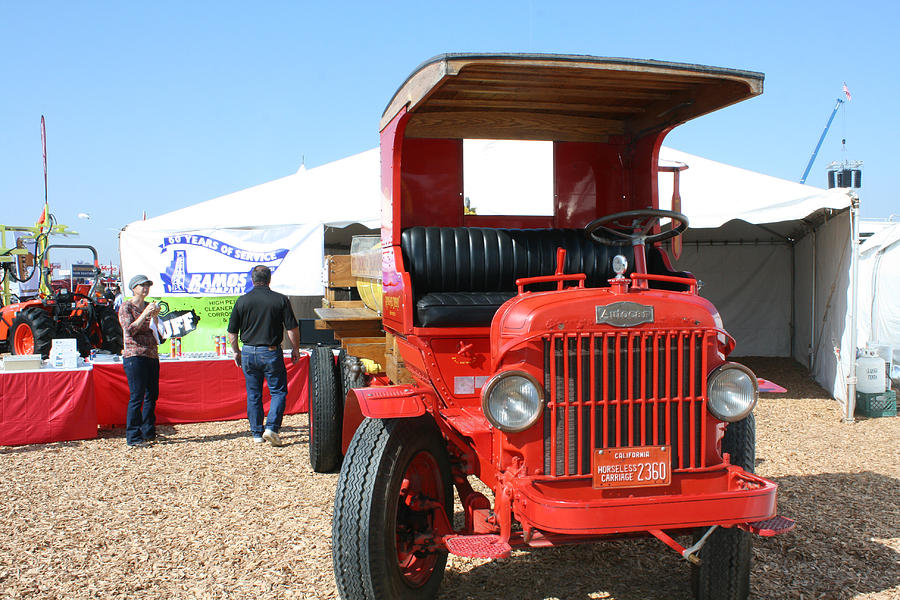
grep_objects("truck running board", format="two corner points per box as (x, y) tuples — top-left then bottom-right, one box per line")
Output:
(444, 534), (512, 559)
(743, 515), (796, 536)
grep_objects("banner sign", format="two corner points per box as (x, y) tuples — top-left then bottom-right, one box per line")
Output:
(158, 309), (201, 339)
(158, 234), (290, 262)
(151, 296), (237, 354)
(159, 247), (284, 295)
(71, 264), (96, 281)
(121, 224), (324, 297)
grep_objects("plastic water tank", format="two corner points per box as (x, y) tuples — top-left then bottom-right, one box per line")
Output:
(858, 349), (886, 393)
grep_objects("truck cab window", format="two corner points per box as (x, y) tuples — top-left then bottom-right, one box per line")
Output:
(462, 139), (553, 216)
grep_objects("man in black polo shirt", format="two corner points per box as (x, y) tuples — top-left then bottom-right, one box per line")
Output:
(227, 265), (300, 446)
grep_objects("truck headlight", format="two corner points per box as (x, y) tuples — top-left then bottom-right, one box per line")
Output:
(707, 362), (758, 422)
(482, 371), (544, 432)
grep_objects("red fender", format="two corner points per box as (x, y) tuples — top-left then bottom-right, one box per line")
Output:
(341, 385), (432, 454)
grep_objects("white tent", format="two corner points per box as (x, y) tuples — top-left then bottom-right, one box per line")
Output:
(120, 149), (381, 297)
(853, 223), (900, 381)
(657, 148), (851, 229)
(120, 145), (858, 398)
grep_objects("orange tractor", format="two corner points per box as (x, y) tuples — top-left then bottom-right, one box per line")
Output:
(0, 243), (123, 357)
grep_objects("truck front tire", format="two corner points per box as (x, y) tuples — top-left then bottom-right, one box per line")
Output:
(692, 413), (756, 600)
(333, 416), (452, 600)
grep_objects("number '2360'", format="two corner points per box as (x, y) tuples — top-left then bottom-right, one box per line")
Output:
(637, 461), (667, 481)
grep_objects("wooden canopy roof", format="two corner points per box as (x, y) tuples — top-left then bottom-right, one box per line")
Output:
(381, 54), (764, 142)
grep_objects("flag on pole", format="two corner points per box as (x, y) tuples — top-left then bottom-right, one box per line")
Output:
(842, 82), (852, 102)
(41, 115), (48, 203)
(36, 204), (48, 229)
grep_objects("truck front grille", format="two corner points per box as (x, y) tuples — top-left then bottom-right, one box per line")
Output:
(542, 330), (712, 477)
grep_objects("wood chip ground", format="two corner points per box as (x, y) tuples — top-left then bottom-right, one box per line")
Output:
(1, 357), (897, 599)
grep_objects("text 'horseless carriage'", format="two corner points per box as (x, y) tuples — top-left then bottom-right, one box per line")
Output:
(311, 54), (795, 600)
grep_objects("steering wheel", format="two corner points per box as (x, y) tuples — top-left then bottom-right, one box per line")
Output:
(585, 209), (689, 246)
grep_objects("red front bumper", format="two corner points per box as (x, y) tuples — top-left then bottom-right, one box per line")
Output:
(513, 465), (777, 535)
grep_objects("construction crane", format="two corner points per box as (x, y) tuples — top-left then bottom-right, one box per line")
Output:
(799, 98), (844, 184)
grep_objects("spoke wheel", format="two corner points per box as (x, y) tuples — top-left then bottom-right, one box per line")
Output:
(396, 450), (444, 587)
(333, 417), (451, 600)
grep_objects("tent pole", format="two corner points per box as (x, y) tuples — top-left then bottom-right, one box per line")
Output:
(790, 241), (796, 359)
(810, 228), (816, 369)
(844, 193), (860, 422)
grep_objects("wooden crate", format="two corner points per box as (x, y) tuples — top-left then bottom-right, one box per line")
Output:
(315, 255), (413, 383)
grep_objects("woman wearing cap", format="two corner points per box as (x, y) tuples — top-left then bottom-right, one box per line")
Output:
(118, 274), (166, 448)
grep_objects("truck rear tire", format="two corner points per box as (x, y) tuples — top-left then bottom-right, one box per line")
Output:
(333, 416), (451, 600)
(308, 346), (341, 473)
(10, 307), (56, 357)
(692, 413), (755, 600)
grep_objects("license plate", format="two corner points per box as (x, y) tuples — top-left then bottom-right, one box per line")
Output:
(592, 445), (672, 489)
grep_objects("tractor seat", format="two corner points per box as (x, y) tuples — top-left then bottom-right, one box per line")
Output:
(399, 227), (688, 327)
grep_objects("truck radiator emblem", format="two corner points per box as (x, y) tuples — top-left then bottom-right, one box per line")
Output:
(595, 302), (654, 327)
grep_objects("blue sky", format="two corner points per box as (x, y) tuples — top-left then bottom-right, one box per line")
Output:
(2, 1), (897, 265)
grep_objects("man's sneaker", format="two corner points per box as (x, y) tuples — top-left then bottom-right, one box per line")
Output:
(262, 429), (283, 447)
(127, 440), (149, 449)
(252, 436), (265, 444)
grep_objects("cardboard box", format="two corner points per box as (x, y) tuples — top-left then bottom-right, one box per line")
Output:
(2, 355), (43, 371)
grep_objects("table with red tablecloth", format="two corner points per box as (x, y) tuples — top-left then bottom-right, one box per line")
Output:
(93, 354), (309, 426)
(0, 367), (97, 446)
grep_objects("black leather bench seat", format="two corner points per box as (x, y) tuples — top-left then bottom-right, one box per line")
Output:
(400, 226), (687, 327)
(415, 292), (516, 327)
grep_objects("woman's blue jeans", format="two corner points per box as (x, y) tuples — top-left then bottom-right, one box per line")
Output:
(123, 356), (160, 445)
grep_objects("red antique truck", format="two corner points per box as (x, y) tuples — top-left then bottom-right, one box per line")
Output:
(317, 54), (794, 600)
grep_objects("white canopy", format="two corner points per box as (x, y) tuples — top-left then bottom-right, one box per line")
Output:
(658, 148), (851, 228)
(126, 145), (851, 234)
(121, 144), (858, 399)
(127, 148), (381, 232)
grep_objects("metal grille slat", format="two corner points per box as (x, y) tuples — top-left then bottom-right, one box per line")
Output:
(542, 330), (710, 477)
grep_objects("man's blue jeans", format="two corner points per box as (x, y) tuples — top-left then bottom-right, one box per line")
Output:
(241, 346), (288, 435)
(123, 356), (160, 445)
